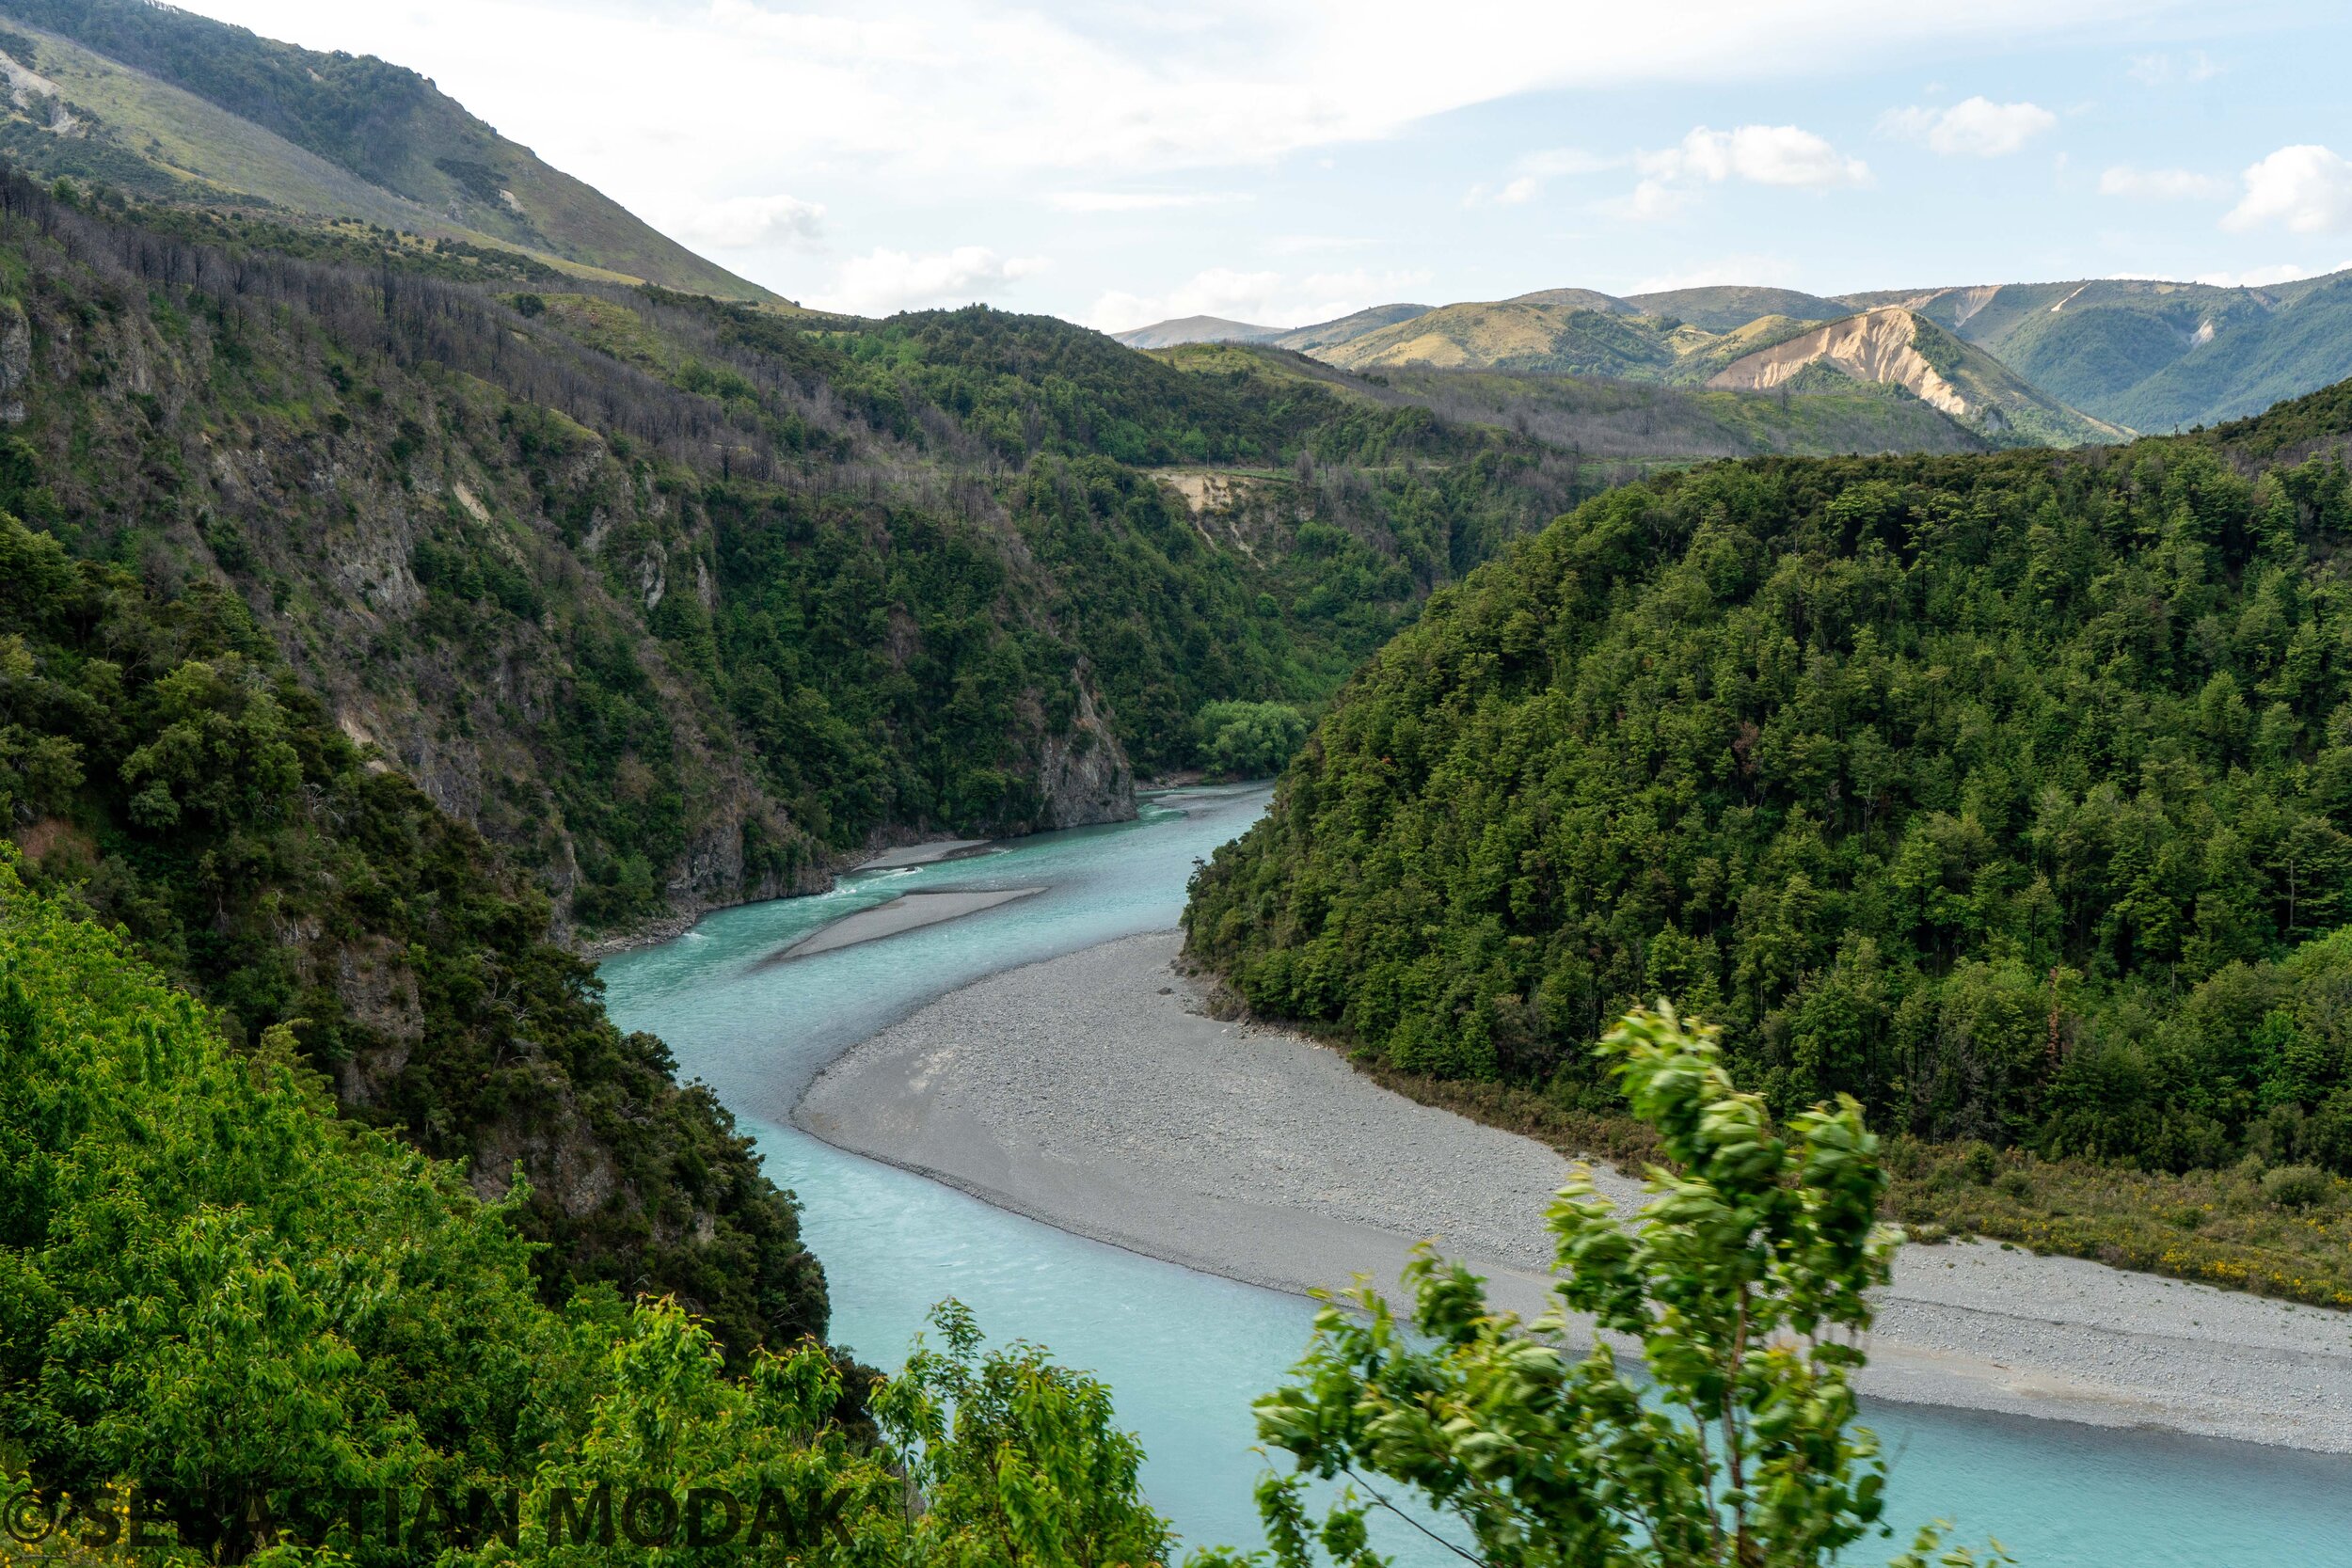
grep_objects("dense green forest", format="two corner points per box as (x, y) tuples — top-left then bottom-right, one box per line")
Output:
(0, 872), (1182, 1563)
(1187, 380), (2352, 1188)
(0, 507), (826, 1354)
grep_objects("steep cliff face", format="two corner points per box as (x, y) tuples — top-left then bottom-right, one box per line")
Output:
(16, 277), (809, 933)
(1708, 307), (1971, 414)
(1037, 677), (1136, 829)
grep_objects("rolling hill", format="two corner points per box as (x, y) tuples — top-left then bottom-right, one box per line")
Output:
(0, 0), (771, 298)
(1314, 295), (1679, 378)
(1269, 301), (1431, 353)
(1149, 340), (1989, 461)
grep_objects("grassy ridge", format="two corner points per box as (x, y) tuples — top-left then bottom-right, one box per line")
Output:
(0, 3), (771, 297)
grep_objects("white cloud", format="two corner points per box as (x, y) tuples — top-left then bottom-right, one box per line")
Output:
(1465, 147), (1614, 208)
(811, 246), (1051, 316)
(1520, 147), (1617, 179)
(668, 193), (825, 249)
(2098, 165), (2229, 200)
(1879, 96), (2057, 157)
(167, 0), (2204, 308)
(1464, 175), (1540, 208)
(1626, 253), (1803, 293)
(184, 0), (2174, 193)
(1637, 124), (1871, 191)
(1609, 180), (1696, 222)
(1085, 265), (1431, 333)
(1046, 190), (1246, 212)
(2128, 50), (2222, 86)
(2224, 146), (2352, 235)
(2192, 261), (2352, 288)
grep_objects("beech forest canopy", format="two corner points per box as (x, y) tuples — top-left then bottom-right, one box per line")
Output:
(1186, 380), (2352, 1179)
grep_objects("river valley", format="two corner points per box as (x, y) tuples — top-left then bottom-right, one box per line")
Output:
(598, 785), (2352, 1566)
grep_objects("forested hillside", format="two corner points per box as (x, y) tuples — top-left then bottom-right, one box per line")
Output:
(0, 162), (1573, 1344)
(0, 168), (1573, 944)
(1187, 380), (2352, 1186)
(0, 503), (828, 1355)
(0, 869), (1188, 1560)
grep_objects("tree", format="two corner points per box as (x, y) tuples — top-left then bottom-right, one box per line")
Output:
(1237, 1006), (2008, 1568)
(1196, 702), (1310, 780)
(874, 1300), (1173, 1568)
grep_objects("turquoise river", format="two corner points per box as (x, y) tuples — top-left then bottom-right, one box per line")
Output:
(599, 785), (2352, 1567)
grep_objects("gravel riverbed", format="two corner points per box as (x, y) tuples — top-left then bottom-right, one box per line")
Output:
(797, 931), (2352, 1453)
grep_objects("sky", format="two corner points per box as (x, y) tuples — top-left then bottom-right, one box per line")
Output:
(177, 0), (2352, 330)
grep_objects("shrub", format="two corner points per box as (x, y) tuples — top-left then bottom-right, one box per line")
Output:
(2264, 1164), (2330, 1209)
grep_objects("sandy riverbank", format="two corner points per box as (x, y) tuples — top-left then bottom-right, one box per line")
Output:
(798, 931), (2352, 1454)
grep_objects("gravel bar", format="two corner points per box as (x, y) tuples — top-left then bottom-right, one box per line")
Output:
(796, 931), (2352, 1453)
(768, 888), (1041, 962)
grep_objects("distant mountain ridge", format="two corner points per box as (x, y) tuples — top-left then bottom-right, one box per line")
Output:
(1114, 269), (2352, 445)
(1624, 285), (1848, 328)
(1111, 314), (1282, 349)
(1834, 272), (2352, 431)
(0, 0), (772, 298)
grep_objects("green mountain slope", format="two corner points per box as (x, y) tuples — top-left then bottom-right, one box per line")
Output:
(0, 869), (1185, 1560)
(1186, 377), (2352, 1190)
(1129, 271), (2352, 444)
(1622, 285), (1844, 329)
(1318, 296), (1679, 377)
(2107, 273), (2352, 432)
(0, 504), (828, 1357)
(1297, 297), (2118, 446)
(1502, 286), (1637, 312)
(1850, 274), (2352, 431)
(0, 1), (771, 297)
